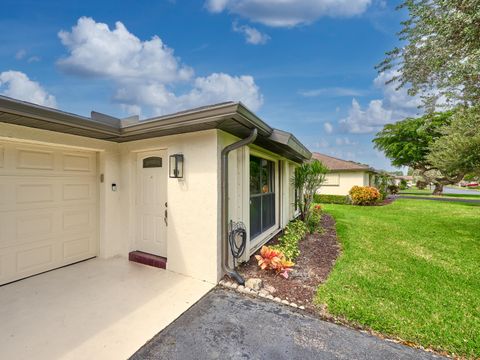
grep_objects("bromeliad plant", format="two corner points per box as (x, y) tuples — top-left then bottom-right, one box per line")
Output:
(255, 246), (295, 279)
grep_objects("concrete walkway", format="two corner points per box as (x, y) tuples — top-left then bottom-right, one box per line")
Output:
(131, 288), (445, 360)
(0, 257), (213, 360)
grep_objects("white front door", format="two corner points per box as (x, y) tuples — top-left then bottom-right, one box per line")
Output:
(136, 151), (167, 257)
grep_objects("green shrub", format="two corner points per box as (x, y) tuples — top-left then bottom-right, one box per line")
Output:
(273, 220), (307, 261)
(387, 184), (399, 194)
(307, 204), (323, 234)
(349, 186), (381, 205)
(313, 194), (348, 204)
(399, 179), (408, 190)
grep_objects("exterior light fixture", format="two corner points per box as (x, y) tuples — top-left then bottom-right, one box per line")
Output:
(169, 154), (184, 178)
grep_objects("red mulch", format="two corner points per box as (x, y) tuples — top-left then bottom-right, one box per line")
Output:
(235, 214), (340, 310)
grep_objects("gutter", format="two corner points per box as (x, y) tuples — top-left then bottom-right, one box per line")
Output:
(221, 128), (258, 285)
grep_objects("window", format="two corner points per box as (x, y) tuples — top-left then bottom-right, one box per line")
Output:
(143, 157), (162, 168)
(250, 156), (275, 239)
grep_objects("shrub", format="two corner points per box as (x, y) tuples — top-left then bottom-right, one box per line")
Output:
(307, 204), (323, 234)
(387, 184), (399, 194)
(272, 220), (307, 261)
(349, 186), (381, 205)
(313, 194), (348, 204)
(399, 179), (408, 190)
(255, 246), (295, 279)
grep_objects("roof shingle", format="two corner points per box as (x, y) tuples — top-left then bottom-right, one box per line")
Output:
(311, 152), (374, 172)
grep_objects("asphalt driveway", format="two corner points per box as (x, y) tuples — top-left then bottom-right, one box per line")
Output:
(131, 288), (445, 360)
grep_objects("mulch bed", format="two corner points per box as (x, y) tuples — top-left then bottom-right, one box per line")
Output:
(235, 214), (340, 310)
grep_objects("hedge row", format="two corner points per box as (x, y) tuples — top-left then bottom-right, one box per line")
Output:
(313, 194), (348, 204)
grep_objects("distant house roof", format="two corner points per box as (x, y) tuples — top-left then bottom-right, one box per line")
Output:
(0, 95), (311, 163)
(311, 152), (375, 172)
(395, 175), (414, 181)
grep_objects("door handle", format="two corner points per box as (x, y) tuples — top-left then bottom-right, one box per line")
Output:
(164, 209), (168, 226)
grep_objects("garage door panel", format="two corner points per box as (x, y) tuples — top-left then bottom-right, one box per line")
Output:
(16, 148), (55, 170)
(63, 208), (96, 232)
(62, 152), (95, 173)
(0, 141), (98, 285)
(17, 183), (55, 204)
(63, 183), (95, 201)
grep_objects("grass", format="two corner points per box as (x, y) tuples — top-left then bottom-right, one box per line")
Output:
(316, 199), (480, 358)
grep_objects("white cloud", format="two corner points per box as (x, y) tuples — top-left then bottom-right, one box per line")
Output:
(232, 22), (270, 45)
(323, 121), (333, 134)
(115, 73), (263, 116)
(0, 71), (57, 108)
(57, 17), (193, 84)
(205, 0), (371, 27)
(299, 87), (366, 97)
(58, 17), (263, 116)
(339, 70), (422, 134)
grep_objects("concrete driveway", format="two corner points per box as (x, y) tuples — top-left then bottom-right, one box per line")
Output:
(0, 257), (213, 360)
(131, 288), (445, 360)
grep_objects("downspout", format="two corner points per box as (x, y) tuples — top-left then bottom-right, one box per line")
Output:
(221, 128), (258, 285)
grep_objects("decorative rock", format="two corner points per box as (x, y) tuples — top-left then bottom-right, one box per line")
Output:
(264, 285), (276, 294)
(281, 300), (290, 305)
(224, 281), (233, 288)
(245, 278), (263, 291)
(258, 290), (269, 297)
(299, 306), (305, 310)
(290, 303), (298, 308)
(219, 280), (226, 286)
(230, 283), (238, 290)
(266, 295), (274, 300)
(274, 297), (282, 303)
(237, 285), (245, 292)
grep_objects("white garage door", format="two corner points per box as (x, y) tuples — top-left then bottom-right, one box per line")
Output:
(0, 141), (98, 285)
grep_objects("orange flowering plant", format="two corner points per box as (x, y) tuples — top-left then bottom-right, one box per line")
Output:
(255, 246), (295, 279)
(349, 186), (381, 205)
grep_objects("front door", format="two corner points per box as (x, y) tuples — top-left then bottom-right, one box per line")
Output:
(136, 151), (167, 257)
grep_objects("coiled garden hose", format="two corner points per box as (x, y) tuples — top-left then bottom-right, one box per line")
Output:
(228, 221), (247, 268)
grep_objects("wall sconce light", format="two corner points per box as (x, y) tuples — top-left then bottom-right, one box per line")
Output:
(169, 154), (184, 178)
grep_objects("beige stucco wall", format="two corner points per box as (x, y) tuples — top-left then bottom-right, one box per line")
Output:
(119, 129), (220, 283)
(217, 130), (299, 263)
(0, 123), (221, 283)
(318, 171), (369, 196)
(0, 123), (300, 284)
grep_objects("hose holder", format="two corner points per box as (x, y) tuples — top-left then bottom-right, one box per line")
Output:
(228, 220), (247, 268)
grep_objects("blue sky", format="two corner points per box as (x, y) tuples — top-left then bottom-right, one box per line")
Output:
(0, 0), (421, 171)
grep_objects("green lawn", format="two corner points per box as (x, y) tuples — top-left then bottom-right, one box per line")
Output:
(316, 199), (480, 358)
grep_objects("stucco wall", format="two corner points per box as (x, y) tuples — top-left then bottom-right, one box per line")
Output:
(0, 122), (300, 284)
(217, 131), (299, 263)
(0, 123), (221, 283)
(119, 129), (220, 284)
(318, 171), (369, 196)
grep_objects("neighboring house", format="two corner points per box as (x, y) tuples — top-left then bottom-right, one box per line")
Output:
(0, 95), (310, 286)
(393, 175), (414, 187)
(312, 152), (377, 196)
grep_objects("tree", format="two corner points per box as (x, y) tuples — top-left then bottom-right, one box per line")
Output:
(293, 160), (328, 222)
(378, 0), (480, 108)
(428, 106), (480, 176)
(373, 111), (464, 195)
